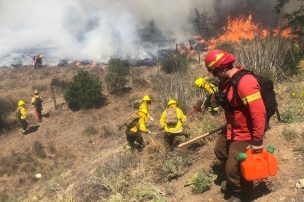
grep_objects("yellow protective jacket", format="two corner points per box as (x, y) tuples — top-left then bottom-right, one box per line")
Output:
(138, 101), (152, 119)
(160, 105), (186, 133)
(130, 110), (149, 133)
(18, 106), (27, 120)
(31, 95), (42, 105)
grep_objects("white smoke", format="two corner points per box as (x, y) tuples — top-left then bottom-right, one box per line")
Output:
(0, 0), (213, 67)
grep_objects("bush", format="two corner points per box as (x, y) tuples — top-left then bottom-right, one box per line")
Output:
(162, 153), (193, 179)
(189, 171), (213, 193)
(217, 36), (301, 81)
(161, 52), (191, 74)
(282, 127), (299, 141)
(0, 98), (16, 132)
(105, 58), (130, 94)
(133, 183), (166, 202)
(64, 70), (105, 111)
(154, 72), (204, 112)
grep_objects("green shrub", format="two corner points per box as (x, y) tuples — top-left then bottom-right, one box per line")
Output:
(161, 52), (190, 74)
(162, 153), (192, 179)
(64, 70), (105, 111)
(105, 58), (130, 94)
(189, 171), (213, 193)
(0, 98), (16, 132)
(133, 183), (166, 202)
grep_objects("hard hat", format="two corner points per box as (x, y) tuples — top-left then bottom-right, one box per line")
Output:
(205, 50), (236, 72)
(167, 99), (177, 106)
(18, 100), (25, 106)
(143, 95), (151, 101)
(195, 77), (209, 88)
(34, 89), (39, 95)
(38, 54), (44, 58)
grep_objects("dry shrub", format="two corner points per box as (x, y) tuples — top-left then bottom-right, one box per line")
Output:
(161, 152), (193, 180)
(153, 72), (204, 112)
(0, 150), (38, 176)
(0, 97), (17, 132)
(217, 36), (301, 80)
(31, 83), (48, 92)
(76, 152), (139, 201)
(100, 124), (116, 138)
(76, 176), (111, 202)
(32, 141), (47, 158)
(82, 126), (98, 136)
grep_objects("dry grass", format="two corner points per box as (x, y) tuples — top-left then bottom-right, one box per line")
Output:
(153, 71), (204, 112)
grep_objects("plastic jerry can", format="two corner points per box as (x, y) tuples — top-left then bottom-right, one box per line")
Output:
(264, 146), (278, 176)
(238, 146), (278, 181)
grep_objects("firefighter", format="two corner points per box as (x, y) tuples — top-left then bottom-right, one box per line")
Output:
(194, 77), (220, 115)
(17, 100), (28, 134)
(125, 107), (152, 151)
(33, 54), (43, 69)
(31, 89), (43, 122)
(139, 95), (154, 121)
(204, 50), (266, 202)
(159, 99), (186, 150)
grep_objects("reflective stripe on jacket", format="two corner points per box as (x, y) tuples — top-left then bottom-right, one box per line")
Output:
(220, 67), (266, 141)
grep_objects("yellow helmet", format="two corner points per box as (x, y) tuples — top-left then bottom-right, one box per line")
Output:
(195, 77), (208, 88)
(38, 54), (44, 58)
(18, 100), (25, 106)
(167, 99), (177, 107)
(143, 95), (151, 101)
(34, 89), (39, 95)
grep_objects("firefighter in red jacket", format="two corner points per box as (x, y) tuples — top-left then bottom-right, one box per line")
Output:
(204, 50), (266, 202)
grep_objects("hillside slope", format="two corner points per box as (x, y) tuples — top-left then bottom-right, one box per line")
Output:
(0, 65), (303, 202)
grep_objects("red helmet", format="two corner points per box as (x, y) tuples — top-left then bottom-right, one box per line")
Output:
(205, 50), (236, 72)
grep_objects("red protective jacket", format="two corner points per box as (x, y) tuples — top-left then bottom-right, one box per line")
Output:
(220, 67), (266, 142)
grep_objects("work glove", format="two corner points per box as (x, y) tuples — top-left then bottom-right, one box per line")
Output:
(248, 139), (263, 152)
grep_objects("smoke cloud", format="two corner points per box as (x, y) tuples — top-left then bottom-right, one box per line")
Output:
(0, 0), (212, 66)
(0, 0), (294, 67)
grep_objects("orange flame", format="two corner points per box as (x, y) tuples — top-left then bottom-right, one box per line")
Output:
(207, 15), (297, 49)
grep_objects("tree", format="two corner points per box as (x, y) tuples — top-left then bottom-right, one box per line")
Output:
(105, 57), (130, 94)
(275, 0), (304, 37)
(64, 71), (105, 111)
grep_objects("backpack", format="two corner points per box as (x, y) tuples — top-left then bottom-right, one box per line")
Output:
(133, 100), (143, 110)
(35, 97), (42, 110)
(125, 113), (140, 130)
(230, 69), (278, 131)
(165, 108), (179, 124)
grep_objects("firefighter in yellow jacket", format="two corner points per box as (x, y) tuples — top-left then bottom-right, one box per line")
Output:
(17, 100), (28, 134)
(31, 89), (43, 122)
(138, 95), (154, 121)
(160, 99), (186, 149)
(126, 107), (152, 150)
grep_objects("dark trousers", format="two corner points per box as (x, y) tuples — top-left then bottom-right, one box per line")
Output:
(126, 131), (145, 147)
(35, 107), (42, 122)
(164, 132), (187, 149)
(214, 133), (250, 192)
(20, 119), (28, 131)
